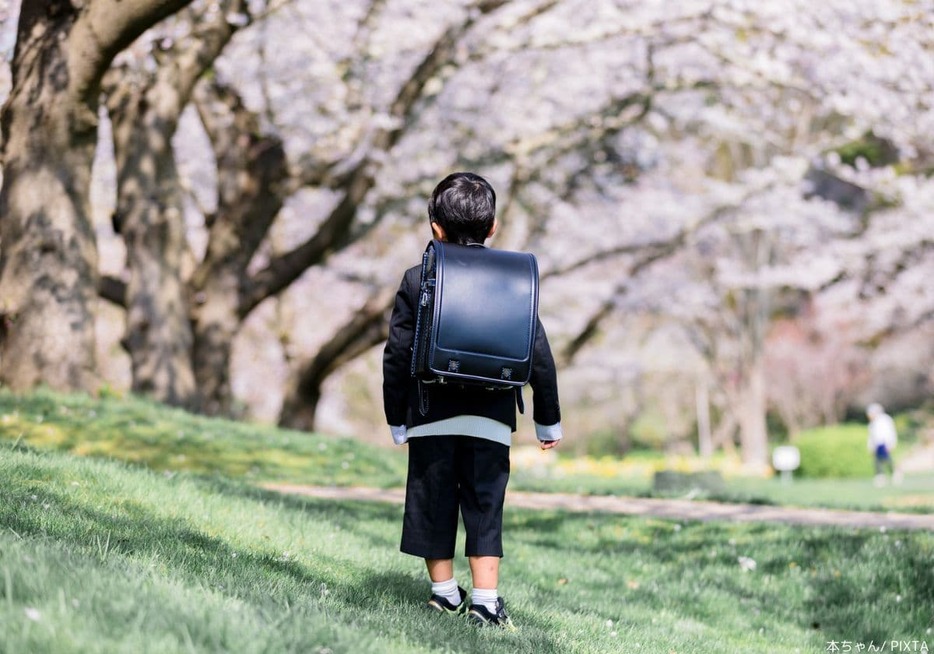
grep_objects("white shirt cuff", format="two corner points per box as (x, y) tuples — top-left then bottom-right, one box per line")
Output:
(535, 422), (563, 443)
(390, 425), (408, 445)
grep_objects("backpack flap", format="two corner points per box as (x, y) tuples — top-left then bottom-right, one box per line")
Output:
(416, 239), (539, 388)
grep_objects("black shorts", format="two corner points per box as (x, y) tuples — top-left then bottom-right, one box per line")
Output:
(401, 435), (510, 559)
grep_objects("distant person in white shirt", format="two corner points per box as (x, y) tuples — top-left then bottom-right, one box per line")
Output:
(866, 403), (899, 486)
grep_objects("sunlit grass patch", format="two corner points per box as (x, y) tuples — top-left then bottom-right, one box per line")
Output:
(510, 447), (934, 512)
(0, 388), (407, 488)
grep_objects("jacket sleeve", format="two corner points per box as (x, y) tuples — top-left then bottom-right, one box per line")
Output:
(382, 270), (416, 426)
(529, 318), (561, 428)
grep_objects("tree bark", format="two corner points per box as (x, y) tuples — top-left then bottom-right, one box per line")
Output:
(188, 80), (289, 415)
(101, 0), (248, 407)
(106, 71), (196, 406)
(0, 0), (193, 392)
(732, 232), (773, 470)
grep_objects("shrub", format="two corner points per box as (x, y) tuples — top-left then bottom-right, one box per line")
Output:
(893, 409), (931, 446)
(581, 429), (627, 458)
(630, 410), (669, 449)
(794, 423), (874, 479)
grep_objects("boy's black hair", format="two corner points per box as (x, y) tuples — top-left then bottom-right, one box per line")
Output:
(428, 172), (496, 246)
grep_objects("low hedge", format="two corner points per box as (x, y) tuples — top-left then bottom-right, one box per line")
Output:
(793, 423), (876, 479)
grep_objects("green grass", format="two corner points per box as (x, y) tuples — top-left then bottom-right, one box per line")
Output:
(3, 389), (933, 514)
(2, 443), (933, 653)
(510, 459), (934, 514)
(0, 388), (407, 487)
(718, 475), (934, 512)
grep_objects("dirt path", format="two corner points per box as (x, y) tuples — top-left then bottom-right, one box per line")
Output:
(263, 483), (934, 531)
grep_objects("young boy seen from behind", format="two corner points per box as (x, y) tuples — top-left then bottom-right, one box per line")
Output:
(382, 172), (563, 629)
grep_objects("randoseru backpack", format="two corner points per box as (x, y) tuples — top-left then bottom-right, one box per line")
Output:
(411, 239), (539, 395)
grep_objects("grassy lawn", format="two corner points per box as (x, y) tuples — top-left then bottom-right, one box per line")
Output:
(719, 475), (934, 513)
(509, 459), (934, 514)
(4, 389), (934, 515)
(0, 389), (408, 488)
(3, 444), (933, 653)
(0, 390), (933, 652)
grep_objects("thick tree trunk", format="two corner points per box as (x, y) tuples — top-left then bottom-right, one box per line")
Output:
(0, 7), (101, 391)
(0, 0), (193, 392)
(191, 287), (241, 416)
(279, 378), (322, 434)
(189, 80), (289, 415)
(0, 116), (99, 390)
(734, 237), (773, 471)
(108, 99), (196, 406)
(99, 0), (246, 407)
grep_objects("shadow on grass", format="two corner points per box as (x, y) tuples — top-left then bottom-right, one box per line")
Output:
(5, 448), (932, 652)
(355, 570), (573, 653)
(2, 459), (572, 653)
(0, 390), (408, 488)
(199, 475), (406, 549)
(506, 507), (934, 645)
(0, 479), (337, 593)
(203, 480), (601, 651)
(800, 531), (934, 645)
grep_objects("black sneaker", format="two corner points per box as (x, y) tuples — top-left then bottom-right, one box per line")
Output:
(427, 586), (467, 614)
(466, 597), (517, 630)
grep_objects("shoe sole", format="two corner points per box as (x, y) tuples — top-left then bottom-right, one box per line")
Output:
(427, 599), (466, 614)
(467, 609), (517, 631)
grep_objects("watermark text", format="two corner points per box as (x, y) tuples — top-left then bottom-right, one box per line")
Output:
(826, 641), (930, 653)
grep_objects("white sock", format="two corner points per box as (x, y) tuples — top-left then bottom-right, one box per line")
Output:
(471, 587), (498, 613)
(431, 578), (461, 605)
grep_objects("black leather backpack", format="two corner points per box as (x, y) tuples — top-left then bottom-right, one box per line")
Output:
(411, 239), (539, 391)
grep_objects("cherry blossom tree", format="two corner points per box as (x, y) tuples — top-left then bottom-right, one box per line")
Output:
(503, 0), (934, 467)
(2, 0), (931, 467)
(765, 310), (869, 436)
(253, 0), (934, 454)
(97, 0), (538, 414)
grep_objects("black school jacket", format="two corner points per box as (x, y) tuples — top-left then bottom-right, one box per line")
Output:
(382, 263), (561, 431)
